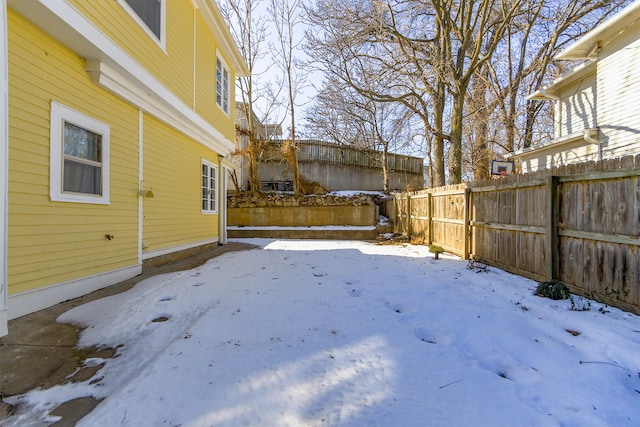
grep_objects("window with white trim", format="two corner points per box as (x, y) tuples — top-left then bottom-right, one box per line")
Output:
(120, 0), (165, 47)
(216, 55), (230, 115)
(202, 160), (218, 214)
(50, 102), (110, 204)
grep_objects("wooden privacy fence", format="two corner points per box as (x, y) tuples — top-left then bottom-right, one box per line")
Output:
(268, 139), (424, 174)
(388, 155), (640, 314)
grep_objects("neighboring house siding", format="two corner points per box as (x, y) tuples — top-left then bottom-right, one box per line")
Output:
(597, 31), (640, 159)
(69, 0), (195, 114)
(519, 140), (600, 174)
(556, 72), (596, 139)
(142, 113), (219, 255)
(7, 10), (138, 294)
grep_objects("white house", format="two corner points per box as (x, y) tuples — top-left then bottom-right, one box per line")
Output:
(511, 1), (640, 173)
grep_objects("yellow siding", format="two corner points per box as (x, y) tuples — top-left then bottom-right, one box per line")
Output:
(68, 0), (237, 142)
(194, 12), (217, 125)
(7, 10), (139, 294)
(194, 11), (236, 141)
(69, 0), (195, 111)
(142, 114), (219, 253)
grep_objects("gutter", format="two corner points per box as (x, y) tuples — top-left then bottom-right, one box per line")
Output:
(507, 128), (600, 159)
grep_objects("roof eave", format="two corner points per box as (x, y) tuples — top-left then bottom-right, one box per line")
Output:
(556, 2), (640, 60)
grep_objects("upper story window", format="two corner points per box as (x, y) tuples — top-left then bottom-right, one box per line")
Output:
(216, 55), (230, 115)
(50, 102), (110, 204)
(120, 0), (166, 48)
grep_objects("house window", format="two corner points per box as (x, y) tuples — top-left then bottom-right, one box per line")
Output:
(120, 0), (165, 46)
(202, 160), (218, 214)
(50, 102), (110, 204)
(216, 55), (230, 115)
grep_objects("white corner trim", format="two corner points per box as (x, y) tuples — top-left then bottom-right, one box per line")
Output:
(7, 264), (142, 320)
(0, 0), (8, 337)
(142, 237), (219, 260)
(0, 309), (6, 337)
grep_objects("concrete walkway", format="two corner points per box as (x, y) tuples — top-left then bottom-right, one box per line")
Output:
(0, 242), (254, 426)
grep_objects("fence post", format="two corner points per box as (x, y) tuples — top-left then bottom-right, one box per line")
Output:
(427, 192), (433, 245)
(545, 176), (559, 280)
(392, 195), (398, 234)
(463, 188), (470, 260)
(407, 193), (412, 240)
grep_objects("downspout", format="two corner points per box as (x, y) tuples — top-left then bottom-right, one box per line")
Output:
(137, 110), (144, 265)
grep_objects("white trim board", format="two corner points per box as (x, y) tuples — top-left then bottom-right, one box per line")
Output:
(0, 0), (8, 337)
(8, 264), (142, 320)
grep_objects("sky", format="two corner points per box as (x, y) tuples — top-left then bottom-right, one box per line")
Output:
(3, 238), (640, 426)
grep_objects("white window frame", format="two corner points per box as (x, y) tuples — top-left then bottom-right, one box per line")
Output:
(50, 102), (110, 205)
(118, 0), (166, 51)
(201, 159), (218, 214)
(216, 53), (230, 116)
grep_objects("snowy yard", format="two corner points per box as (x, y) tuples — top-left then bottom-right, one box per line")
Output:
(6, 239), (640, 426)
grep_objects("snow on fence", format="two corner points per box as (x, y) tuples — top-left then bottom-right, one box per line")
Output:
(388, 155), (640, 314)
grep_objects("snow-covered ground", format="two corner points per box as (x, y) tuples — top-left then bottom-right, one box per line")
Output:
(5, 239), (640, 426)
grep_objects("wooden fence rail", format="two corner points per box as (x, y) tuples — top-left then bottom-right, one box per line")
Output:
(387, 155), (640, 315)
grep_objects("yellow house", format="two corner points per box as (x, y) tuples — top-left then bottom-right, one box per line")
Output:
(0, 0), (248, 336)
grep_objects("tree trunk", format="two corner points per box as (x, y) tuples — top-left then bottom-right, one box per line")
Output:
(448, 92), (465, 184)
(432, 80), (446, 187)
(248, 134), (260, 191)
(381, 143), (390, 191)
(471, 67), (491, 181)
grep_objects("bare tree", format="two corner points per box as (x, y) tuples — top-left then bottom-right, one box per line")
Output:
(304, 77), (362, 145)
(306, 0), (629, 185)
(484, 0), (629, 154)
(219, 0), (270, 192)
(306, 0), (451, 185)
(305, 77), (416, 191)
(269, 0), (307, 194)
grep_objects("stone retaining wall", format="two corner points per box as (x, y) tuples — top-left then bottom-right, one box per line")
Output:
(228, 192), (377, 208)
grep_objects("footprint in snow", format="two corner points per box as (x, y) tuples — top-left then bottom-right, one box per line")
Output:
(157, 294), (176, 303)
(385, 302), (405, 314)
(414, 327), (437, 344)
(138, 314), (171, 335)
(348, 288), (361, 297)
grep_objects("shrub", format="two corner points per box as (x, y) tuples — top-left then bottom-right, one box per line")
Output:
(535, 280), (570, 300)
(429, 244), (444, 259)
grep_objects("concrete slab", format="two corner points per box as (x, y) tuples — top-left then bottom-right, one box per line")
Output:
(0, 241), (255, 425)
